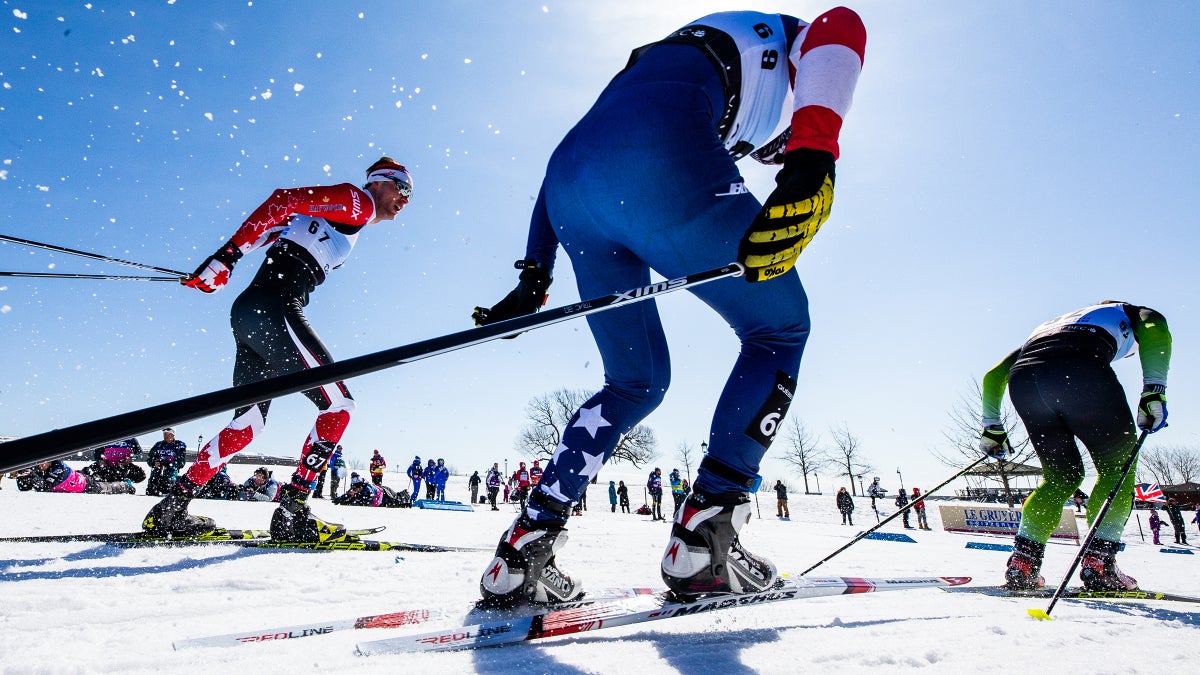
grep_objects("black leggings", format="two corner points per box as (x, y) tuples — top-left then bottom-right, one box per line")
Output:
(230, 279), (352, 420)
(1009, 356), (1137, 543)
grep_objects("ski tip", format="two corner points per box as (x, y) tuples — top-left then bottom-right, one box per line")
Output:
(1027, 608), (1053, 621)
(941, 576), (972, 586)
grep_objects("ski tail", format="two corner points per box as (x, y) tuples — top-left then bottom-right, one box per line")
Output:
(173, 587), (658, 650)
(235, 539), (485, 552)
(0, 529), (271, 544)
(356, 575), (970, 655)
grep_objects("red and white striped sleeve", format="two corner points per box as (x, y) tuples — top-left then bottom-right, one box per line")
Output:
(228, 183), (376, 253)
(786, 6), (867, 159)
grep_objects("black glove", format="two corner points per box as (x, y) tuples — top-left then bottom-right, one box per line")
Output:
(1137, 385), (1168, 433)
(737, 148), (835, 282)
(979, 424), (1010, 458)
(472, 259), (552, 335)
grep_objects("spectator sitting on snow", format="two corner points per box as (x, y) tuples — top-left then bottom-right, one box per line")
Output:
(82, 446), (148, 486)
(238, 467), (281, 502)
(17, 460), (134, 495)
(147, 428), (188, 497)
(194, 466), (237, 500)
(333, 473), (408, 508)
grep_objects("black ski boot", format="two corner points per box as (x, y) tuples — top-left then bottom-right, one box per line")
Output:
(661, 489), (778, 598)
(142, 477), (217, 537)
(1079, 538), (1138, 591)
(479, 494), (580, 608)
(270, 483), (354, 543)
(1004, 535), (1046, 590)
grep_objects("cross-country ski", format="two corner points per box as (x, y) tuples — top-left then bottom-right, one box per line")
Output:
(356, 576), (971, 655)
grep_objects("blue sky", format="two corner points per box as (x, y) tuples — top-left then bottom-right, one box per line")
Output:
(1, 1), (1196, 491)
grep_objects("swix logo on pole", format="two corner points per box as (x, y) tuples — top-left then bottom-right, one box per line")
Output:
(612, 278), (688, 304)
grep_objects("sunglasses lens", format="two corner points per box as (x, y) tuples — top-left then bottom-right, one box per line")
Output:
(394, 180), (412, 197)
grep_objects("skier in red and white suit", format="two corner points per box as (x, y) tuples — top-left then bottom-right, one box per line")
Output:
(143, 158), (412, 542)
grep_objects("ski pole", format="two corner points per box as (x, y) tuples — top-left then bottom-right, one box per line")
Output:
(0, 233), (187, 277)
(0, 271), (180, 282)
(1028, 429), (1150, 621)
(800, 455), (989, 576)
(0, 263), (744, 473)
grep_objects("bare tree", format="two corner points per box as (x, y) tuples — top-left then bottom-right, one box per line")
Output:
(777, 418), (825, 494)
(1139, 444), (1200, 486)
(515, 388), (658, 467)
(827, 423), (872, 496)
(935, 379), (1037, 508)
(673, 440), (700, 483)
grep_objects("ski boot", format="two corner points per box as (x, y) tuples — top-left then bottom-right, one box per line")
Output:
(1004, 536), (1046, 590)
(479, 495), (580, 608)
(270, 483), (355, 543)
(1079, 538), (1138, 591)
(142, 477), (217, 537)
(661, 489), (778, 598)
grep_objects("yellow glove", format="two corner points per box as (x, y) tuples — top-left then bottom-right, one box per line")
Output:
(738, 149), (835, 282)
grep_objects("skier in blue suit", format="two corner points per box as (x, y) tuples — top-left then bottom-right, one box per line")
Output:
(473, 8), (866, 607)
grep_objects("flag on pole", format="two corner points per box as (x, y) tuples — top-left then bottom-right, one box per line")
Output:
(1134, 482), (1165, 503)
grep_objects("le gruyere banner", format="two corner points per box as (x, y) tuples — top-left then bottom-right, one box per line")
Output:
(938, 504), (1079, 543)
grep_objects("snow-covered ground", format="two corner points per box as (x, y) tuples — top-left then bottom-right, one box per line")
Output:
(0, 470), (1196, 674)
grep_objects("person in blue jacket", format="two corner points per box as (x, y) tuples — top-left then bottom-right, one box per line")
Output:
(406, 456), (423, 500)
(474, 7), (865, 608)
(422, 460), (438, 500)
(435, 458), (450, 501)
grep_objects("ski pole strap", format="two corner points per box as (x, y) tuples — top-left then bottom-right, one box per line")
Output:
(528, 489), (572, 520)
(699, 455), (761, 492)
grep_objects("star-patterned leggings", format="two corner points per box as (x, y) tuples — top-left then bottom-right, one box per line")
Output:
(527, 44), (811, 522)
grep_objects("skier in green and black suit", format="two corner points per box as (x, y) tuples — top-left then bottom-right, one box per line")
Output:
(980, 302), (1171, 591)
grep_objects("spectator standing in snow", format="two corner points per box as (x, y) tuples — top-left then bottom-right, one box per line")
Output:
(369, 450), (387, 487)
(1166, 499), (1187, 545)
(617, 481), (630, 514)
(774, 480), (790, 519)
(1148, 508), (1165, 546)
(836, 487), (854, 525)
(866, 477), (883, 511)
(422, 460), (438, 500)
(669, 469), (686, 518)
(894, 487), (912, 528)
(510, 462), (531, 509)
(486, 463), (503, 511)
(608, 480), (618, 513)
(647, 468), (665, 521)
(912, 487), (930, 530)
(407, 456), (423, 500)
(469, 470), (482, 504)
(328, 445), (347, 499)
(434, 459), (450, 500)
(146, 428), (187, 497)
